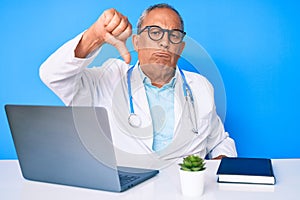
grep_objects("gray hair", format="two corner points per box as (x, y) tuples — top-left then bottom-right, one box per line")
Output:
(136, 3), (184, 33)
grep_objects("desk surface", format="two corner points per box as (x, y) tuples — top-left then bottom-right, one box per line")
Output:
(1, 159), (300, 200)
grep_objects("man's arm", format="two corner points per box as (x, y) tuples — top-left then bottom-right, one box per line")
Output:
(39, 9), (132, 105)
(74, 8), (132, 63)
(201, 79), (237, 159)
(206, 110), (237, 159)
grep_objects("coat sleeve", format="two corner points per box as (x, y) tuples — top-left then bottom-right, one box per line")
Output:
(39, 32), (103, 106)
(188, 71), (237, 159)
(205, 109), (237, 158)
(202, 78), (237, 158)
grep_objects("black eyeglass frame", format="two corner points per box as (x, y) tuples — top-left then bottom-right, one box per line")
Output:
(138, 25), (186, 44)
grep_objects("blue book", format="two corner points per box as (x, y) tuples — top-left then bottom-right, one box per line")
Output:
(216, 157), (276, 185)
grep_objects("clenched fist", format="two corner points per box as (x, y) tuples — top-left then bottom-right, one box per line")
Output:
(75, 9), (132, 64)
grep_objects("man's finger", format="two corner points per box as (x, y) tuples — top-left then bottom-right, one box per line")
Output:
(105, 11), (122, 33)
(111, 17), (129, 36)
(106, 33), (131, 64)
(115, 41), (131, 64)
(117, 23), (132, 42)
(103, 8), (116, 26)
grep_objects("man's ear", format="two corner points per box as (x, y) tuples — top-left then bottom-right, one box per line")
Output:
(132, 34), (139, 51)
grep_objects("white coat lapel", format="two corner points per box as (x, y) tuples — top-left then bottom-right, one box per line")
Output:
(130, 64), (153, 150)
(174, 68), (190, 135)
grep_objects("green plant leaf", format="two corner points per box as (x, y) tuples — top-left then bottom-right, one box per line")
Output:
(189, 155), (200, 162)
(181, 167), (192, 171)
(191, 167), (201, 171)
(183, 160), (192, 168)
(191, 161), (200, 167)
(179, 154), (206, 171)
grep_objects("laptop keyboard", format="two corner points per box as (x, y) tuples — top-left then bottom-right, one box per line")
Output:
(119, 174), (140, 186)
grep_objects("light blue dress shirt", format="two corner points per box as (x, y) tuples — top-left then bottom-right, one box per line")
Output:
(139, 66), (177, 151)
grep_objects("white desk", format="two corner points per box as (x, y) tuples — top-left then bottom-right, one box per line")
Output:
(1, 159), (300, 200)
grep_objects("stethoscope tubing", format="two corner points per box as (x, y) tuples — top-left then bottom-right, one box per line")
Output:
(127, 64), (198, 133)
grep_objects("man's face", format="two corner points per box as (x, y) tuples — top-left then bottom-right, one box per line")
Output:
(133, 8), (185, 69)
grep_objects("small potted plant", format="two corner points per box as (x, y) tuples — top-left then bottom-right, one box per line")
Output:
(178, 154), (206, 196)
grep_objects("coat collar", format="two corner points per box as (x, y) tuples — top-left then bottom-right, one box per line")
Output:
(128, 61), (194, 152)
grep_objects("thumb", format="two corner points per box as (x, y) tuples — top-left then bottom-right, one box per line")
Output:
(116, 42), (131, 64)
(108, 36), (131, 64)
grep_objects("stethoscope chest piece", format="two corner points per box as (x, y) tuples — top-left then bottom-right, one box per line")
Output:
(127, 64), (198, 133)
(128, 113), (142, 128)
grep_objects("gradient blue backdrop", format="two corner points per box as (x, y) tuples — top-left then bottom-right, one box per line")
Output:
(1, 0), (299, 159)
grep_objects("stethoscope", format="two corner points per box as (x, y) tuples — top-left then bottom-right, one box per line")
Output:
(127, 64), (199, 134)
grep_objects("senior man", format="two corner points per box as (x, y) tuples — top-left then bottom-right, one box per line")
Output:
(40, 3), (237, 168)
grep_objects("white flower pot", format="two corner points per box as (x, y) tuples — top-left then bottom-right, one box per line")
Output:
(179, 169), (205, 197)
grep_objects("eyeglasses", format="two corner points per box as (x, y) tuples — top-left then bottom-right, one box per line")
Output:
(138, 25), (186, 44)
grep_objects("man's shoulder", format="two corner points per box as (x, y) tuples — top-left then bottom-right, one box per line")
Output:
(97, 58), (130, 74)
(102, 58), (129, 69)
(182, 69), (214, 93)
(182, 70), (210, 83)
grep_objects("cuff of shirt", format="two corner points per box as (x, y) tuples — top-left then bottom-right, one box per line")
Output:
(208, 134), (238, 159)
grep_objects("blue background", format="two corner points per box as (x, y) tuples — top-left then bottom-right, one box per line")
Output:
(1, 0), (299, 159)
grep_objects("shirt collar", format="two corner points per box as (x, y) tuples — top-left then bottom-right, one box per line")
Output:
(138, 64), (178, 89)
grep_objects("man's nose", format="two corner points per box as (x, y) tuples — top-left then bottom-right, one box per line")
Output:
(159, 32), (170, 49)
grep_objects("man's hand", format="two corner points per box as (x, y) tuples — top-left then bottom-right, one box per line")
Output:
(212, 155), (227, 160)
(75, 8), (132, 63)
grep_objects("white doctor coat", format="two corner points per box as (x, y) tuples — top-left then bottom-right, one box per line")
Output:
(40, 33), (237, 169)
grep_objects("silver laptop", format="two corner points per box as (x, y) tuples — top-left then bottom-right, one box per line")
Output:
(5, 105), (159, 192)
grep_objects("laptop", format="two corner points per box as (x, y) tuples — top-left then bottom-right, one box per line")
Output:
(5, 105), (159, 192)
